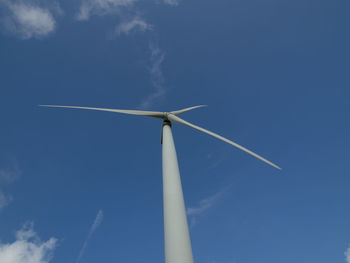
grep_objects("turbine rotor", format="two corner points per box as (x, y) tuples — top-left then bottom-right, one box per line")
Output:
(40, 104), (281, 170)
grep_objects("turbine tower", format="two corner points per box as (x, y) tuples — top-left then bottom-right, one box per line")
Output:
(40, 105), (281, 263)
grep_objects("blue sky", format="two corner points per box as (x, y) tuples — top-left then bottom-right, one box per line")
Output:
(0, 0), (350, 262)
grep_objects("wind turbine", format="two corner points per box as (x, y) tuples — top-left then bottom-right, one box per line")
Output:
(40, 104), (281, 263)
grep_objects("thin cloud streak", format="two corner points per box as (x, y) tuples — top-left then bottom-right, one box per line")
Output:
(76, 210), (104, 263)
(140, 42), (166, 108)
(187, 185), (231, 228)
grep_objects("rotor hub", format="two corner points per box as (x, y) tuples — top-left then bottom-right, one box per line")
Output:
(162, 119), (172, 127)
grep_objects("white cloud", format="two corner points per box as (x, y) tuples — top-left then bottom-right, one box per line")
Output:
(115, 17), (152, 35)
(345, 245), (350, 263)
(140, 42), (166, 108)
(2, 1), (59, 39)
(0, 223), (57, 263)
(187, 186), (231, 227)
(76, 0), (136, 21)
(76, 210), (103, 263)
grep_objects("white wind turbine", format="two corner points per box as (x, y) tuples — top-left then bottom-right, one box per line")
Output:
(40, 104), (281, 263)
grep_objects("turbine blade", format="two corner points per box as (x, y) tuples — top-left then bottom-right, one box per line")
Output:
(39, 105), (165, 118)
(170, 105), (207, 115)
(168, 114), (281, 170)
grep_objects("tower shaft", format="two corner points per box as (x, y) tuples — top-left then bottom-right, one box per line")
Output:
(162, 121), (194, 263)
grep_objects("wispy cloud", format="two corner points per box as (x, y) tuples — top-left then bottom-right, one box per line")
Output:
(140, 42), (166, 108)
(0, 192), (12, 210)
(0, 0), (180, 39)
(163, 0), (179, 6)
(76, 0), (136, 21)
(0, 161), (21, 210)
(0, 162), (21, 183)
(345, 244), (350, 263)
(76, 0), (151, 38)
(1, 0), (61, 39)
(0, 222), (57, 263)
(0, 0), (178, 105)
(187, 185), (231, 227)
(74, 0), (175, 108)
(76, 209), (104, 263)
(75, 0), (179, 22)
(115, 17), (152, 35)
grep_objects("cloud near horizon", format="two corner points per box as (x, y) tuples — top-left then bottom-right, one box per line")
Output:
(0, 223), (57, 263)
